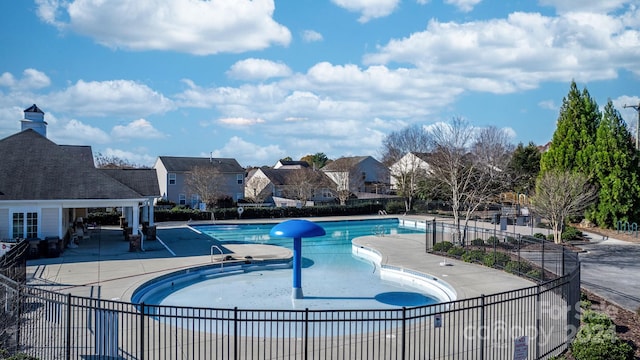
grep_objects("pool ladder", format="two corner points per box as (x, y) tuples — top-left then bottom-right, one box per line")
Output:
(211, 245), (225, 271)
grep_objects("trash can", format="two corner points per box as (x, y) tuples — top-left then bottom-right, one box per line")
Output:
(119, 217), (128, 229)
(146, 225), (157, 240)
(27, 238), (41, 259)
(45, 237), (60, 258)
(124, 227), (133, 241)
(129, 235), (141, 252)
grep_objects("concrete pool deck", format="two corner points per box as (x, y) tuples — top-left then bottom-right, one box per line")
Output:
(26, 216), (534, 304)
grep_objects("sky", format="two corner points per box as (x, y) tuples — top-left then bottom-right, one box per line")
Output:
(1, 0), (639, 168)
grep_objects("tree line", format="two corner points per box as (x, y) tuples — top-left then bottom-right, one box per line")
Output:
(384, 80), (639, 243)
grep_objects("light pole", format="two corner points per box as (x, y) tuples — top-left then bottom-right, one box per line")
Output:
(623, 103), (640, 150)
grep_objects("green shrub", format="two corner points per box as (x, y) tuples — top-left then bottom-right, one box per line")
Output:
(533, 232), (546, 239)
(506, 236), (519, 245)
(384, 201), (406, 214)
(461, 249), (485, 263)
(505, 260), (532, 275)
(562, 226), (582, 241)
(571, 315), (634, 360)
(433, 241), (454, 252)
(470, 238), (485, 246)
(0, 349), (39, 360)
(482, 252), (511, 268)
(581, 310), (614, 327)
(526, 269), (542, 279)
(447, 246), (465, 257)
(486, 236), (500, 246)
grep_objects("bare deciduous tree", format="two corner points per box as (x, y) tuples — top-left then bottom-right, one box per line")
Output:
(245, 172), (271, 204)
(380, 124), (433, 166)
(185, 165), (224, 209)
(391, 153), (431, 212)
(323, 158), (364, 205)
(531, 170), (597, 244)
(428, 119), (513, 243)
(282, 168), (323, 205)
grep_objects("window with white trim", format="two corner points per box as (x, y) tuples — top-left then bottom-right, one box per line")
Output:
(237, 174), (244, 185)
(179, 193), (186, 205)
(168, 173), (176, 185)
(12, 211), (38, 239)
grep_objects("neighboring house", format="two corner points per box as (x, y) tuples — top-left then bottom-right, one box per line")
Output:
(322, 156), (391, 196)
(273, 160), (309, 169)
(0, 105), (160, 241)
(154, 156), (245, 207)
(389, 152), (431, 191)
(244, 168), (334, 206)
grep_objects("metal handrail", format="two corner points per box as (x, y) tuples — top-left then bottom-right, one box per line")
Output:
(210, 245), (224, 271)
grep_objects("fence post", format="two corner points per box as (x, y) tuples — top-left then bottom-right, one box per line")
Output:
(234, 307), (239, 360)
(535, 285), (541, 359)
(402, 307), (407, 360)
(66, 293), (71, 360)
(15, 282), (22, 355)
(139, 303), (145, 360)
(432, 218), (437, 248)
(541, 240), (545, 282)
(480, 294), (485, 360)
(304, 308), (309, 360)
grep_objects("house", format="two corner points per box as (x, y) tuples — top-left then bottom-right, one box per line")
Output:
(244, 167), (334, 206)
(389, 152), (431, 191)
(0, 105), (160, 242)
(273, 160), (309, 169)
(154, 156), (245, 207)
(321, 156), (391, 196)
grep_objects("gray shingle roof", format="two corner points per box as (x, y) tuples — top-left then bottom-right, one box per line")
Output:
(158, 156), (244, 173)
(0, 130), (145, 200)
(321, 156), (369, 171)
(100, 168), (160, 197)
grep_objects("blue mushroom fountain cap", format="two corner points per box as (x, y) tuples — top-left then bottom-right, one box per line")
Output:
(269, 219), (326, 238)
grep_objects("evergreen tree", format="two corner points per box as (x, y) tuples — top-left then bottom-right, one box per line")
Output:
(507, 142), (541, 196)
(589, 100), (640, 227)
(540, 81), (600, 177)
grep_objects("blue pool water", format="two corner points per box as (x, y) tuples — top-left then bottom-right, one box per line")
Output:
(135, 218), (439, 311)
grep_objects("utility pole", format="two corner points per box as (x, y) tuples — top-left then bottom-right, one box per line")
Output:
(624, 103), (640, 150)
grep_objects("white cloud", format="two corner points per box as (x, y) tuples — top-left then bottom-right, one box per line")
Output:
(537, 0), (629, 14)
(538, 100), (558, 110)
(331, 0), (401, 23)
(0, 69), (51, 90)
(211, 136), (286, 166)
(37, 0), (291, 55)
(46, 79), (174, 117)
(227, 59), (292, 81)
(445, 0), (482, 12)
(111, 118), (165, 139)
(49, 118), (111, 145)
(98, 147), (157, 167)
(301, 30), (323, 42)
(219, 117), (266, 126)
(363, 10), (640, 91)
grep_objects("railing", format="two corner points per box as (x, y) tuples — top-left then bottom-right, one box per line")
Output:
(0, 220), (581, 360)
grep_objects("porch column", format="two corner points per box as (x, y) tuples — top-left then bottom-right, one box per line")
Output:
(148, 203), (155, 226)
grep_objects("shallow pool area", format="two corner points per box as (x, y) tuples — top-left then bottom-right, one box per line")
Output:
(133, 219), (446, 311)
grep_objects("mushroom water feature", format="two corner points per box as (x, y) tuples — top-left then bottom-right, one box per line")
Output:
(269, 219), (326, 299)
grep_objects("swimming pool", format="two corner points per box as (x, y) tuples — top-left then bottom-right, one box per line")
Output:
(133, 218), (441, 311)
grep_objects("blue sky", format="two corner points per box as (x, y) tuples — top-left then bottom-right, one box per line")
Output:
(1, 0), (639, 167)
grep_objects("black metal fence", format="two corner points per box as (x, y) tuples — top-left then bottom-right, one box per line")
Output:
(1, 221), (580, 360)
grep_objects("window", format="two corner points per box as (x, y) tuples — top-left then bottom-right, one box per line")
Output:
(191, 194), (200, 207)
(237, 174), (244, 185)
(179, 194), (186, 205)
(12, 211), (38, 239)
(168, 173), (176, 185)
(236, 193), (243, 201)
